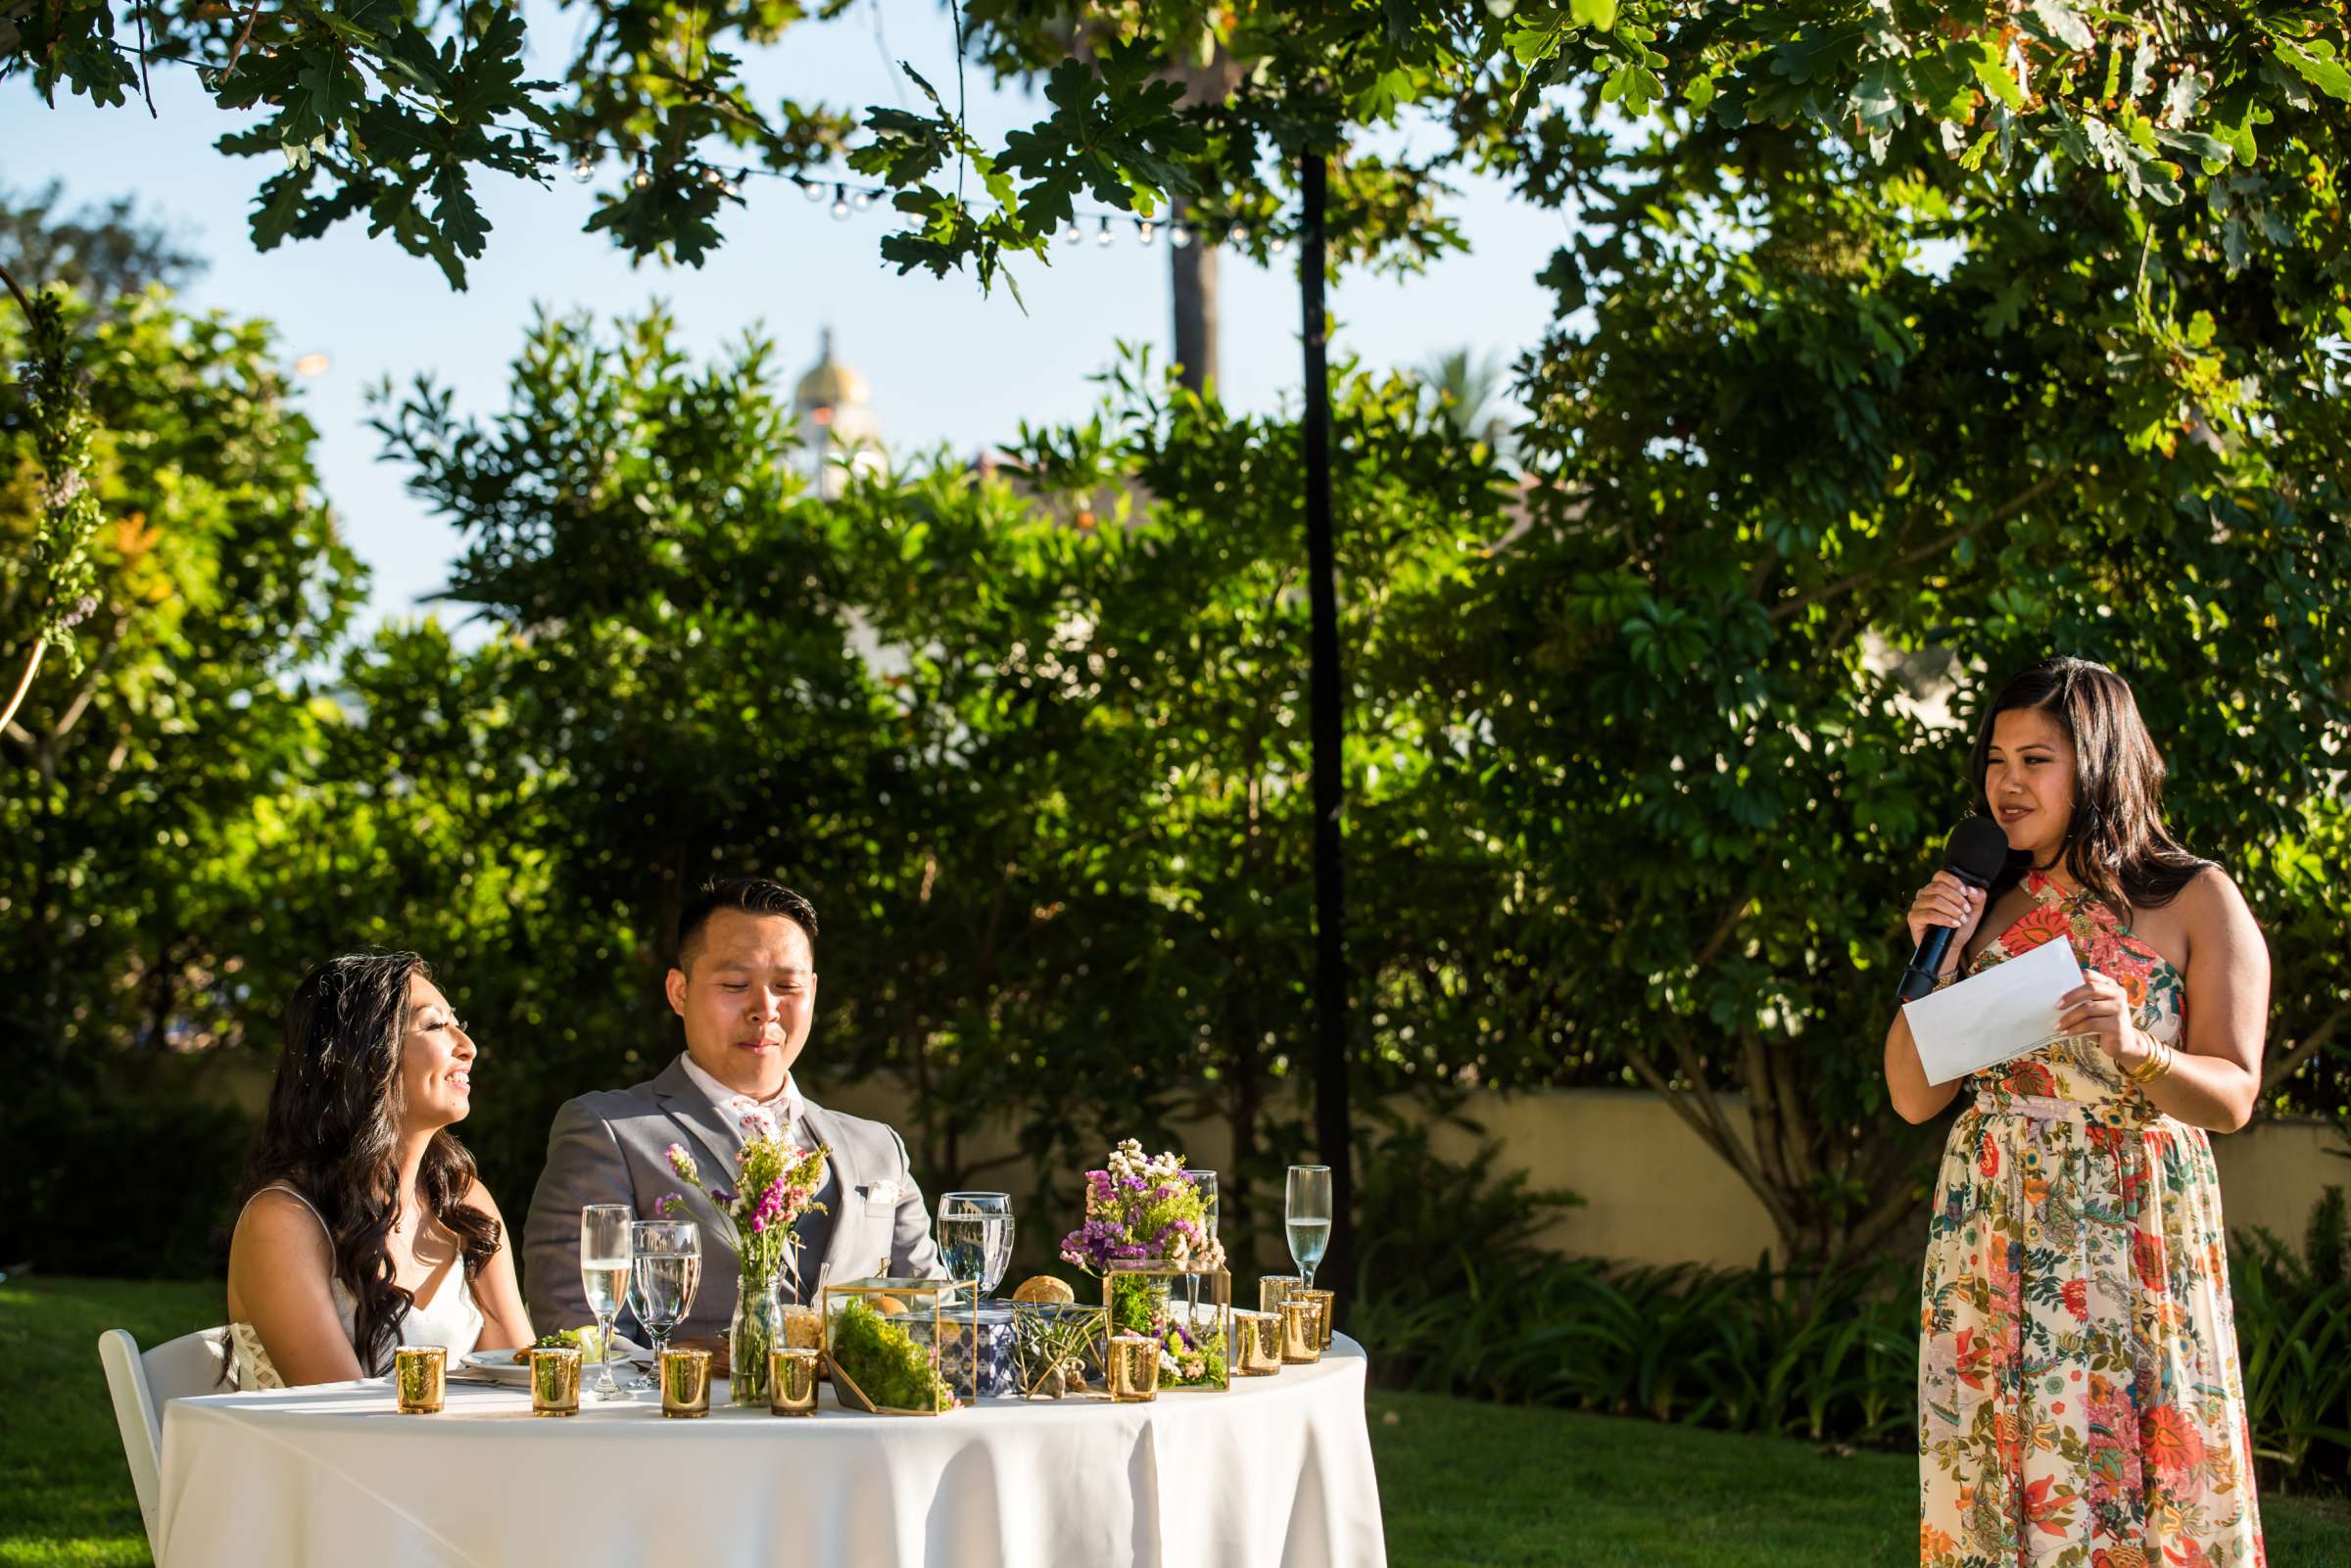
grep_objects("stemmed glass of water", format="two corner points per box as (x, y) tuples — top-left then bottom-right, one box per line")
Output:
(936, 1192), (1015, 1298)
(1285, 1165), (1331, 1290)
(579, 1204), (636, 1399)
(1184, 1169), (1219, 1325)
(626, 1219), (700, 1364)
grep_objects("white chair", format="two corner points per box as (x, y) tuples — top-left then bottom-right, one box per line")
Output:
(98, 1324), (231, 1558)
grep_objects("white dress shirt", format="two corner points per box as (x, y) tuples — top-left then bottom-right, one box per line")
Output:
(678, 1055), (804, 1147)
(674, 1055), (836, 1300)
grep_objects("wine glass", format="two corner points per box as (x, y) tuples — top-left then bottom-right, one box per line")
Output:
(1284, 1165), (1331, 1291)
(1184, 1169), (1219, 1325)
(936, 1192), (1014, 1299)
(579, 1204), (635, 1400)
(626, 1219), (700, 1363)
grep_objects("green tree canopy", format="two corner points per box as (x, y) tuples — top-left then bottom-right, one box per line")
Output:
(0, 287), (363, 1271)
(11, 3), (2340, 295)
(1439, 41), (2351, 1268)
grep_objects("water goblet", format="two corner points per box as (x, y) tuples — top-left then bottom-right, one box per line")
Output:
(936, 1192), (1015, 1299)
(627, 1219), (701, 1363)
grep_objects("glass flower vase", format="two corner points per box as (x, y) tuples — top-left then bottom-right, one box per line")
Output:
(730, 1272), (784, 1404)
(1108, 1270), (1173, 1342)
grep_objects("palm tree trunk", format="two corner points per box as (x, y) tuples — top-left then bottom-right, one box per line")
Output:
(1171, 198), (1218, 395)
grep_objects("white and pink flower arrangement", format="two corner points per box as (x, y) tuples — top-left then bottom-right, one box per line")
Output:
(660, 1105), (831, 1295)
(1059, 1139), (1226, 1276)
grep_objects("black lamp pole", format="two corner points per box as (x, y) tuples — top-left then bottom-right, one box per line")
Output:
(1298, 148), (1353, 1297)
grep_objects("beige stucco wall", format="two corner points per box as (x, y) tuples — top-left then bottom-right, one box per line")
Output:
(1403, 1088), (2344, 1269)
(194, 1045), (2340, 1270)
(817, 1077), (2346, 1271)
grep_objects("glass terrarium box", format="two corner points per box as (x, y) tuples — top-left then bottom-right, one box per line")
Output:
(820, 1276), (979, 1414)
(1103, 1264), (1231, 1393)
(1009, 1300), (1110, 1400)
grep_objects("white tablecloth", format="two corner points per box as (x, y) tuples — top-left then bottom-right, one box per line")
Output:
(157, 1337), (1387, 1568)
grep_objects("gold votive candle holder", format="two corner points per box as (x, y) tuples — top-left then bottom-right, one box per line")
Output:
(530, 1346), (581, 1416)
(1108, 1333), (1161, 1402)
(393, 1346), (446, 1413)
(768, 1348), (820, 1416)
(1279, 1299), (1322, 1364)
(781, 1304), (825, 1372)
(659, 1347), (712, 1417)
(1232, 1309), (1283, 1376)
(1296, 1287), (1335, 1350)
(1259, 1274), (1301, 1318)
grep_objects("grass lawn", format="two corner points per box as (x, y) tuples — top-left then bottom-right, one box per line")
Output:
(7, 1276), (2348, 1567)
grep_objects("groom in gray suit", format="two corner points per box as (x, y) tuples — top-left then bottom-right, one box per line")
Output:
(523, 877), (942, 1339)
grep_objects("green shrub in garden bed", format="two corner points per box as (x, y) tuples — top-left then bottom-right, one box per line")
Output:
(1349, 1117), (2351, 1493)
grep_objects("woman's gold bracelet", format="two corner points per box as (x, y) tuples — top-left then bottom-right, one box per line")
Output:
(2125, 1033), (2176, 1085)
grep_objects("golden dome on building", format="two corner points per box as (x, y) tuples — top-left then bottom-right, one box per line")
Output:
(793, 326), (869, 423)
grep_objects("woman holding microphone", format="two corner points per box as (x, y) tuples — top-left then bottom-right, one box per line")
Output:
(1885, 656), (2268, 1566)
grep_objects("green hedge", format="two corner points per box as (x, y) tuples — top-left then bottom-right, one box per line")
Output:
(1349, 1116), (2351, 1494)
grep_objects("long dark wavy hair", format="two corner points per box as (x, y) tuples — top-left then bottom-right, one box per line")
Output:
(1968, 656), (2210, 919)
(238, 953), (500, 1375)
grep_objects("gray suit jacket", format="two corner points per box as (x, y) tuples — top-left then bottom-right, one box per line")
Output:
(522, 1056), (943, 1339)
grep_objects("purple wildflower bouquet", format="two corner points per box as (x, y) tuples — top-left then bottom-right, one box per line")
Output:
(658, 1104), (830, 1295)
(1060, 1140), (1229, 1385)
(1059, 1139), (1226, 1275)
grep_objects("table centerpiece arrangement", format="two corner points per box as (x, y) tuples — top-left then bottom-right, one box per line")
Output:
(821, 1277), (974, 1413)
(658, 1107), (830, 1403)
(1059, 1140), (1230, 1392)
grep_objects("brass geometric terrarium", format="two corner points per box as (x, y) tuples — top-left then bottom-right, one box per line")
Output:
(820, 1275), (979, 1414)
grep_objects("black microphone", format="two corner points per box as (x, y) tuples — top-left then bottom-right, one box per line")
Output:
(1897, 817), (2013, 1004)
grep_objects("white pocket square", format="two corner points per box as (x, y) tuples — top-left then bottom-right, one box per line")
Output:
(857, 1180), (905, 1206)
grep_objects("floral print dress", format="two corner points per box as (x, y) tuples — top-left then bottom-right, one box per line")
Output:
(1919, 868), (2264, 1568)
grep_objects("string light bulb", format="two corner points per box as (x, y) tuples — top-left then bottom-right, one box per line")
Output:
(532, 139), (1312, 252)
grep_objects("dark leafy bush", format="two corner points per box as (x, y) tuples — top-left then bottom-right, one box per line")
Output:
(2232, 1186), (2351, 1494)
(0, 1065), (251, 1279)
(1354, 1117), (2351, 1493)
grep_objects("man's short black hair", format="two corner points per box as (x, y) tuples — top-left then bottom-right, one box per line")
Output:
(674, 878), (819, 971)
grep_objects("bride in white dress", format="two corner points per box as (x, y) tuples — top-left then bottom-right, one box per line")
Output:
(225, 954), (532, 1388)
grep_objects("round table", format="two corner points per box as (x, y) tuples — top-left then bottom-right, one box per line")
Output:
(156, 1337), (1387, 1568)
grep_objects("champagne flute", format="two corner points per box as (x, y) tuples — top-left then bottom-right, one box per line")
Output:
(936, 1192), (1014, 1299)
(627, 1219), (700, 1363)
(1284, 1165), (1331, 1291)
(1184, 1169), (1219, 1325)
(580, 1204), (635, 1400)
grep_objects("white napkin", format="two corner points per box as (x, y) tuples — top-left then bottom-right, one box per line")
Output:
(1901, 936), (2087, 1086)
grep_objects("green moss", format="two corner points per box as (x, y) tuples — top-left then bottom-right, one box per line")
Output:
(1109, 1272), (1166, 1338)
(828, 1299), (953, 1412)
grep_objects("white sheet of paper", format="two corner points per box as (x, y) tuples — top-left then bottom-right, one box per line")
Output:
(1900, 935), (2087, 1086)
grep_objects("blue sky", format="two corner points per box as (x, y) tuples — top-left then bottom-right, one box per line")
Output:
(4, 3), (1571, 629)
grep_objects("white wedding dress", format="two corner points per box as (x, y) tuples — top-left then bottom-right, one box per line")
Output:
(228, 1183), (484, 1390)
